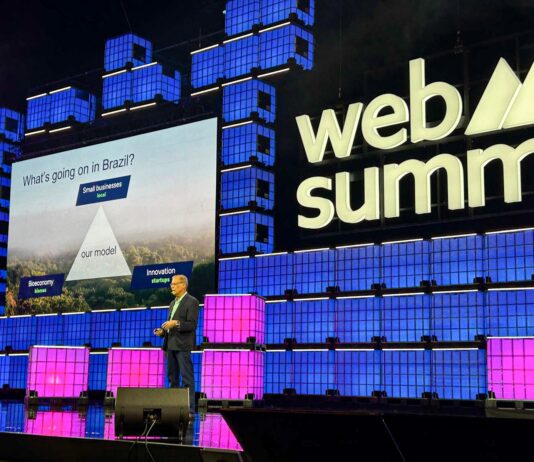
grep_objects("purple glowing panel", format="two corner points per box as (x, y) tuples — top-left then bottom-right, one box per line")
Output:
(199, 413), (242, 451)
(203, 295), (265, 344)
(106, 348), (164, 396)
(27, 346), (89, 398)
(487, 337), (534, 400)
(25, 410), (85, 438)
(201, 351), (263, 400)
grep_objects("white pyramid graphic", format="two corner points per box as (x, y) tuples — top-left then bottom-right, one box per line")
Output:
(66, 206), (131, 281)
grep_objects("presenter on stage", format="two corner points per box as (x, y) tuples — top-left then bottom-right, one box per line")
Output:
(153, 274), (199, 416)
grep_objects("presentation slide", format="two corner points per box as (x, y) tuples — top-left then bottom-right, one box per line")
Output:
(7, 119), (217, 314)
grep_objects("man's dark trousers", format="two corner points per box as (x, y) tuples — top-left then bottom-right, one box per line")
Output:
(167, 350), (195, 412)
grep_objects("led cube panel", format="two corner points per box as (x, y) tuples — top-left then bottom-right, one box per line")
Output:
(27, 346), (89, 398)
(486, 230), (534, 282)
(380, 240), (430, 288)
(255, 252), (293, 296)
(203, 294), (265, 344)
(335, 297), (381, 343)
(261, 0), (315, 27)
(293, 249), (335, 294)
(335, 245), (380, 292)
(201, 350), (263, 400)
(27, 88), (96, 130)
(191, 45), (224, 88)
(382, 350), (431, 398)
(219, 211), (274, 254)
(218, 257), (256, 294)
(487, 337), (534, 400)
(221, 122), (275, 167)
(432, 349), (487, 400)
(334, 350), (381, 397)
(432, 292), (485, 341)
(102, 72), (132, 110)
(0, 108), (24, 142)
(104, 33), (153, 72)
(223, 79), (276, 123)
(431, 234), (484, 285)
(225, 0), (261, 36)
(106, 348), (164, 396)
(224, 35), (259, 79)
(382, 294), (430, 342)
(221, 166), (274, 210)
(259, 24), (314, 70)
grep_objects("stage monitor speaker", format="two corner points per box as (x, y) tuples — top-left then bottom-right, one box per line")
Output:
(115, 387), (189, 439)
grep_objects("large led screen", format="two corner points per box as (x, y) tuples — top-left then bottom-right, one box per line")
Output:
(7, 119), (217, 314)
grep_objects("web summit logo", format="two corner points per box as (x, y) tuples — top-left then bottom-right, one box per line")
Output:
(295, 58), (534, 229)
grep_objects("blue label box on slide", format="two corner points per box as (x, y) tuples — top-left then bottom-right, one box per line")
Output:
(76, 175), (131, 206)
(130, 261), (194, 290)
(19, 274), (65, 299)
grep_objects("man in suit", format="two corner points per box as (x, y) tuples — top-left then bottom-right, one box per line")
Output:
(154, 274), (199, 415)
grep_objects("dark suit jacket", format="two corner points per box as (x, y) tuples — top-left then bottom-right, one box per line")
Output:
(162, 292), (200, 352)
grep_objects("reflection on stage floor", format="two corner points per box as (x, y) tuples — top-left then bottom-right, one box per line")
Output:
(0, 400), (242, 451)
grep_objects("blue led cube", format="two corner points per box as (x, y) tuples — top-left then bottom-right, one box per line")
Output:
(224, 34), (259, 79)
(131, 64), (180, 104)
(102, 71), (132, 110)
(382, 294), (431, 342)
(486, 289), (534, 337)
(26, 94), (49, 130)
(191, 45), (224, 88)
(265, 301), (294, 343)
(255, 252), (293, 296)
(27, 88), (96, 129)
(104, 33), (153, 72)
(382, 350), (431, 398)
(0, 108), (24, 142)
(432, 292), (485, 341)
(218, 256), (256, 294)
(261, 0), (315, 27)
(223, 78), (276, 123)
(485, 230), (534, 283)
(335, 297), (381, 343)
(219, 211), (274, 254)
(431, 235), (484, 285)
(221, 166), (274, 210)
(334, 350), (381, 397)
(380, 240), (431, 288)
(432, 349), (487, 400)
(225, 0), (261, 36)
(335, 245), (380, 292)
(293, 249), (335, 295)
(259, 24), (314, 70)
(222, 122), (275, 166)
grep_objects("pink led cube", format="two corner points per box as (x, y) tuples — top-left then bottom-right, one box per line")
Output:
(106, 348), (165, 396)
(25, 410), (85, 438)
(199, 413), (242, 451)
(487, 337), (534, 400)
(203, 295), (265, 344)
(27, 346), (89, 398)
(201, 350), (263, 400)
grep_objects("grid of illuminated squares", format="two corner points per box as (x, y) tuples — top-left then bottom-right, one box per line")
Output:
(219, 231), (534, 294)
(26, 88), (96, 130)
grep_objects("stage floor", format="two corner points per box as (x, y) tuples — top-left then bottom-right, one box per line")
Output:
(0, 400), (242, 452)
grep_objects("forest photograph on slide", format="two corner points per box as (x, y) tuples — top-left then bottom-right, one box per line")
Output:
(6, 119), (218, 315)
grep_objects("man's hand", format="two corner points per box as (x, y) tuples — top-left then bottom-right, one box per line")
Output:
(162, 320), (180, 330)
(153, 328), (165, 337)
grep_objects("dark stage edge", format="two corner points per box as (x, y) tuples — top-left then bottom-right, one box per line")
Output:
(0, 432), (244, 462)
(221, 405), (534, 462)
